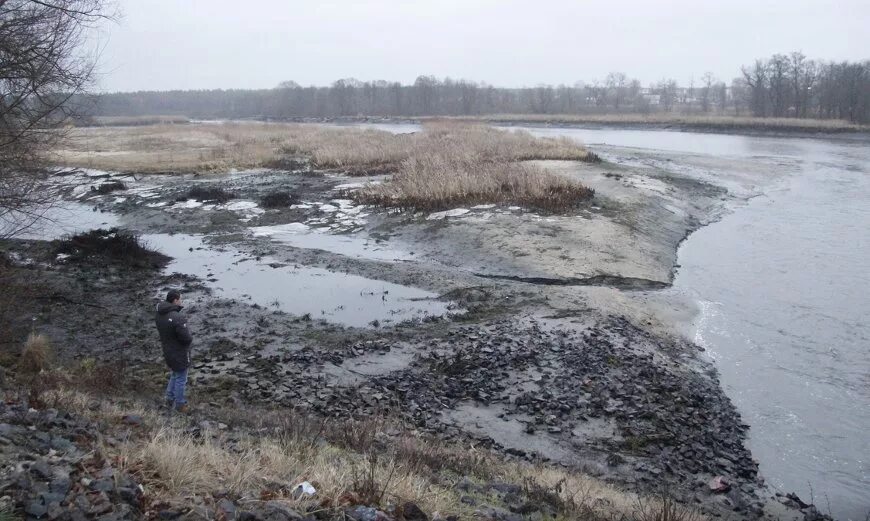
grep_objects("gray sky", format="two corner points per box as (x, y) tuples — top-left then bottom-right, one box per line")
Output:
(96, 0), (870, 92)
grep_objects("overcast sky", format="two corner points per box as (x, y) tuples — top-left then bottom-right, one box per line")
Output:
(95, 0), (870, 92)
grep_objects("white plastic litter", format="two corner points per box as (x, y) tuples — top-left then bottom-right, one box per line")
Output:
(293, 481), (316, 498)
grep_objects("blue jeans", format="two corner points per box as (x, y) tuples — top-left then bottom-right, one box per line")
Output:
(165, 368), (188, 408)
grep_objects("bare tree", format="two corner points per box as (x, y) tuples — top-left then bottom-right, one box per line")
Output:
(741, 60), (769, 116)
(715, 81), (728, 114)
(656, 79), (678, 112)
(788, 52), (816, 118)
(605, 72), (627, 109)
(0, 0), (112, 238)
(699, 72), (716, 113)
(767, 54), (790, 116)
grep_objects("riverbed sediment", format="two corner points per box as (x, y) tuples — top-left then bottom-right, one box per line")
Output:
(0, 127), (831, 520)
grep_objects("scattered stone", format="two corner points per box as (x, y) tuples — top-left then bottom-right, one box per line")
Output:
(216, 498), (237, 520)
(121, 414), (143, 426)
(708, 476), (730, 493)
(400, 502), (428, 521)
(347, 506), (378, 521)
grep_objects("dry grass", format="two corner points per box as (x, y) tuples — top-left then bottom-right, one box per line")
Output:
(56, 121), (596, 211)
(55, 120), (596, 172)
(91, 115), (190, 126)
(28, 384), (708, 521)
(19, 333), (52, 374)
(354, 123), (595, 212)
(355, 152), (593, 212)
(56, 122), (281, 172)
(54, 228), (171, 268)
(57, 121), (410, 173)
(445, 113), (869, 132)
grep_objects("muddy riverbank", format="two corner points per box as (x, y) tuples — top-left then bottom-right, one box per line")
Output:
(0, 128), (832, 519)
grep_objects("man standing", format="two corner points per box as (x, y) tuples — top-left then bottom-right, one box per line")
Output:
(155, 290), (193, 412)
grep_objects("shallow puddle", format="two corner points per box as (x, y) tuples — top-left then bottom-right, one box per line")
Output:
(443, 402), (574, 463)
(145, 233), (452, 327)
(14, 202), (121, 240)
(251, 223), (415, 262)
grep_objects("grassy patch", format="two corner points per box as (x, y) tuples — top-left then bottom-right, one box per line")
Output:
(55, 228), (170, 268)
(447, 113), (869, 133)
(91, 115), (190, 126)
(354, 123), (595, 212)
(355, 159), (593, 212)
(56, 121), (597, 175)
(19, 333), (52, 374)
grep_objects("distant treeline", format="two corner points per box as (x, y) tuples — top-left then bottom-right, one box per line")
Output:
(87, 52), (870, 123)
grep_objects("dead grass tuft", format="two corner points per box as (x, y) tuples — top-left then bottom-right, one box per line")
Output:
(355, 158), (593, 212)
(55, 228), (170, 268)
(186, 185), (234, 203)
(76, 357), (127, 395)
(630, 492), (706, 521)
(354, 123), (595, 212)
(260, 190), (298, 208)
(20, 333), (52, 374)
(94, 180), (126, 194)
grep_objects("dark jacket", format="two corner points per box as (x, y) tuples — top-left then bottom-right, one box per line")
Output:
(156, 301), (193, 371)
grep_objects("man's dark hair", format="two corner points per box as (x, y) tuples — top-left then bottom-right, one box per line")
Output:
(166, 290), (181, 303)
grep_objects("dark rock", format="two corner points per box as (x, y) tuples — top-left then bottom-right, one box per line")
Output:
(118, 486), (140, 503)
(121, 414), (143, 425)
(29, 459), (53, 479)
(25, 499), (49, 518)
(96, 504), (134, 521)
(346, 506), (378, 521)
(216, 498), (237, 519)
(50, 476), (72, 495)
(785, 492), (810, 509)
(50, 436), (75, 451)
(91, 478), (115, 492)
(39, 491), (66, 505)
(400, 502), (427, 521)
(473, 507), (523, 521)
(241, 501), (304, 521)
(487, 483), (521, 495)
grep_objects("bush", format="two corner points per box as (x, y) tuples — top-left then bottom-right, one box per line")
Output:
(93, 180), (126, 194)
(76, 358), (127, 395)
(260, 191), (297, 208)
(187, 185), (234, 203)
(20, 333), (52, 374)
(55, 228), (170, 268)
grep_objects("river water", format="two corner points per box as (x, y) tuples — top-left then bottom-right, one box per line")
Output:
(520, 126), (869, 520)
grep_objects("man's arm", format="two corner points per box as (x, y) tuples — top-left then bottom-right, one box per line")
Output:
(174, 314), (193, 347)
